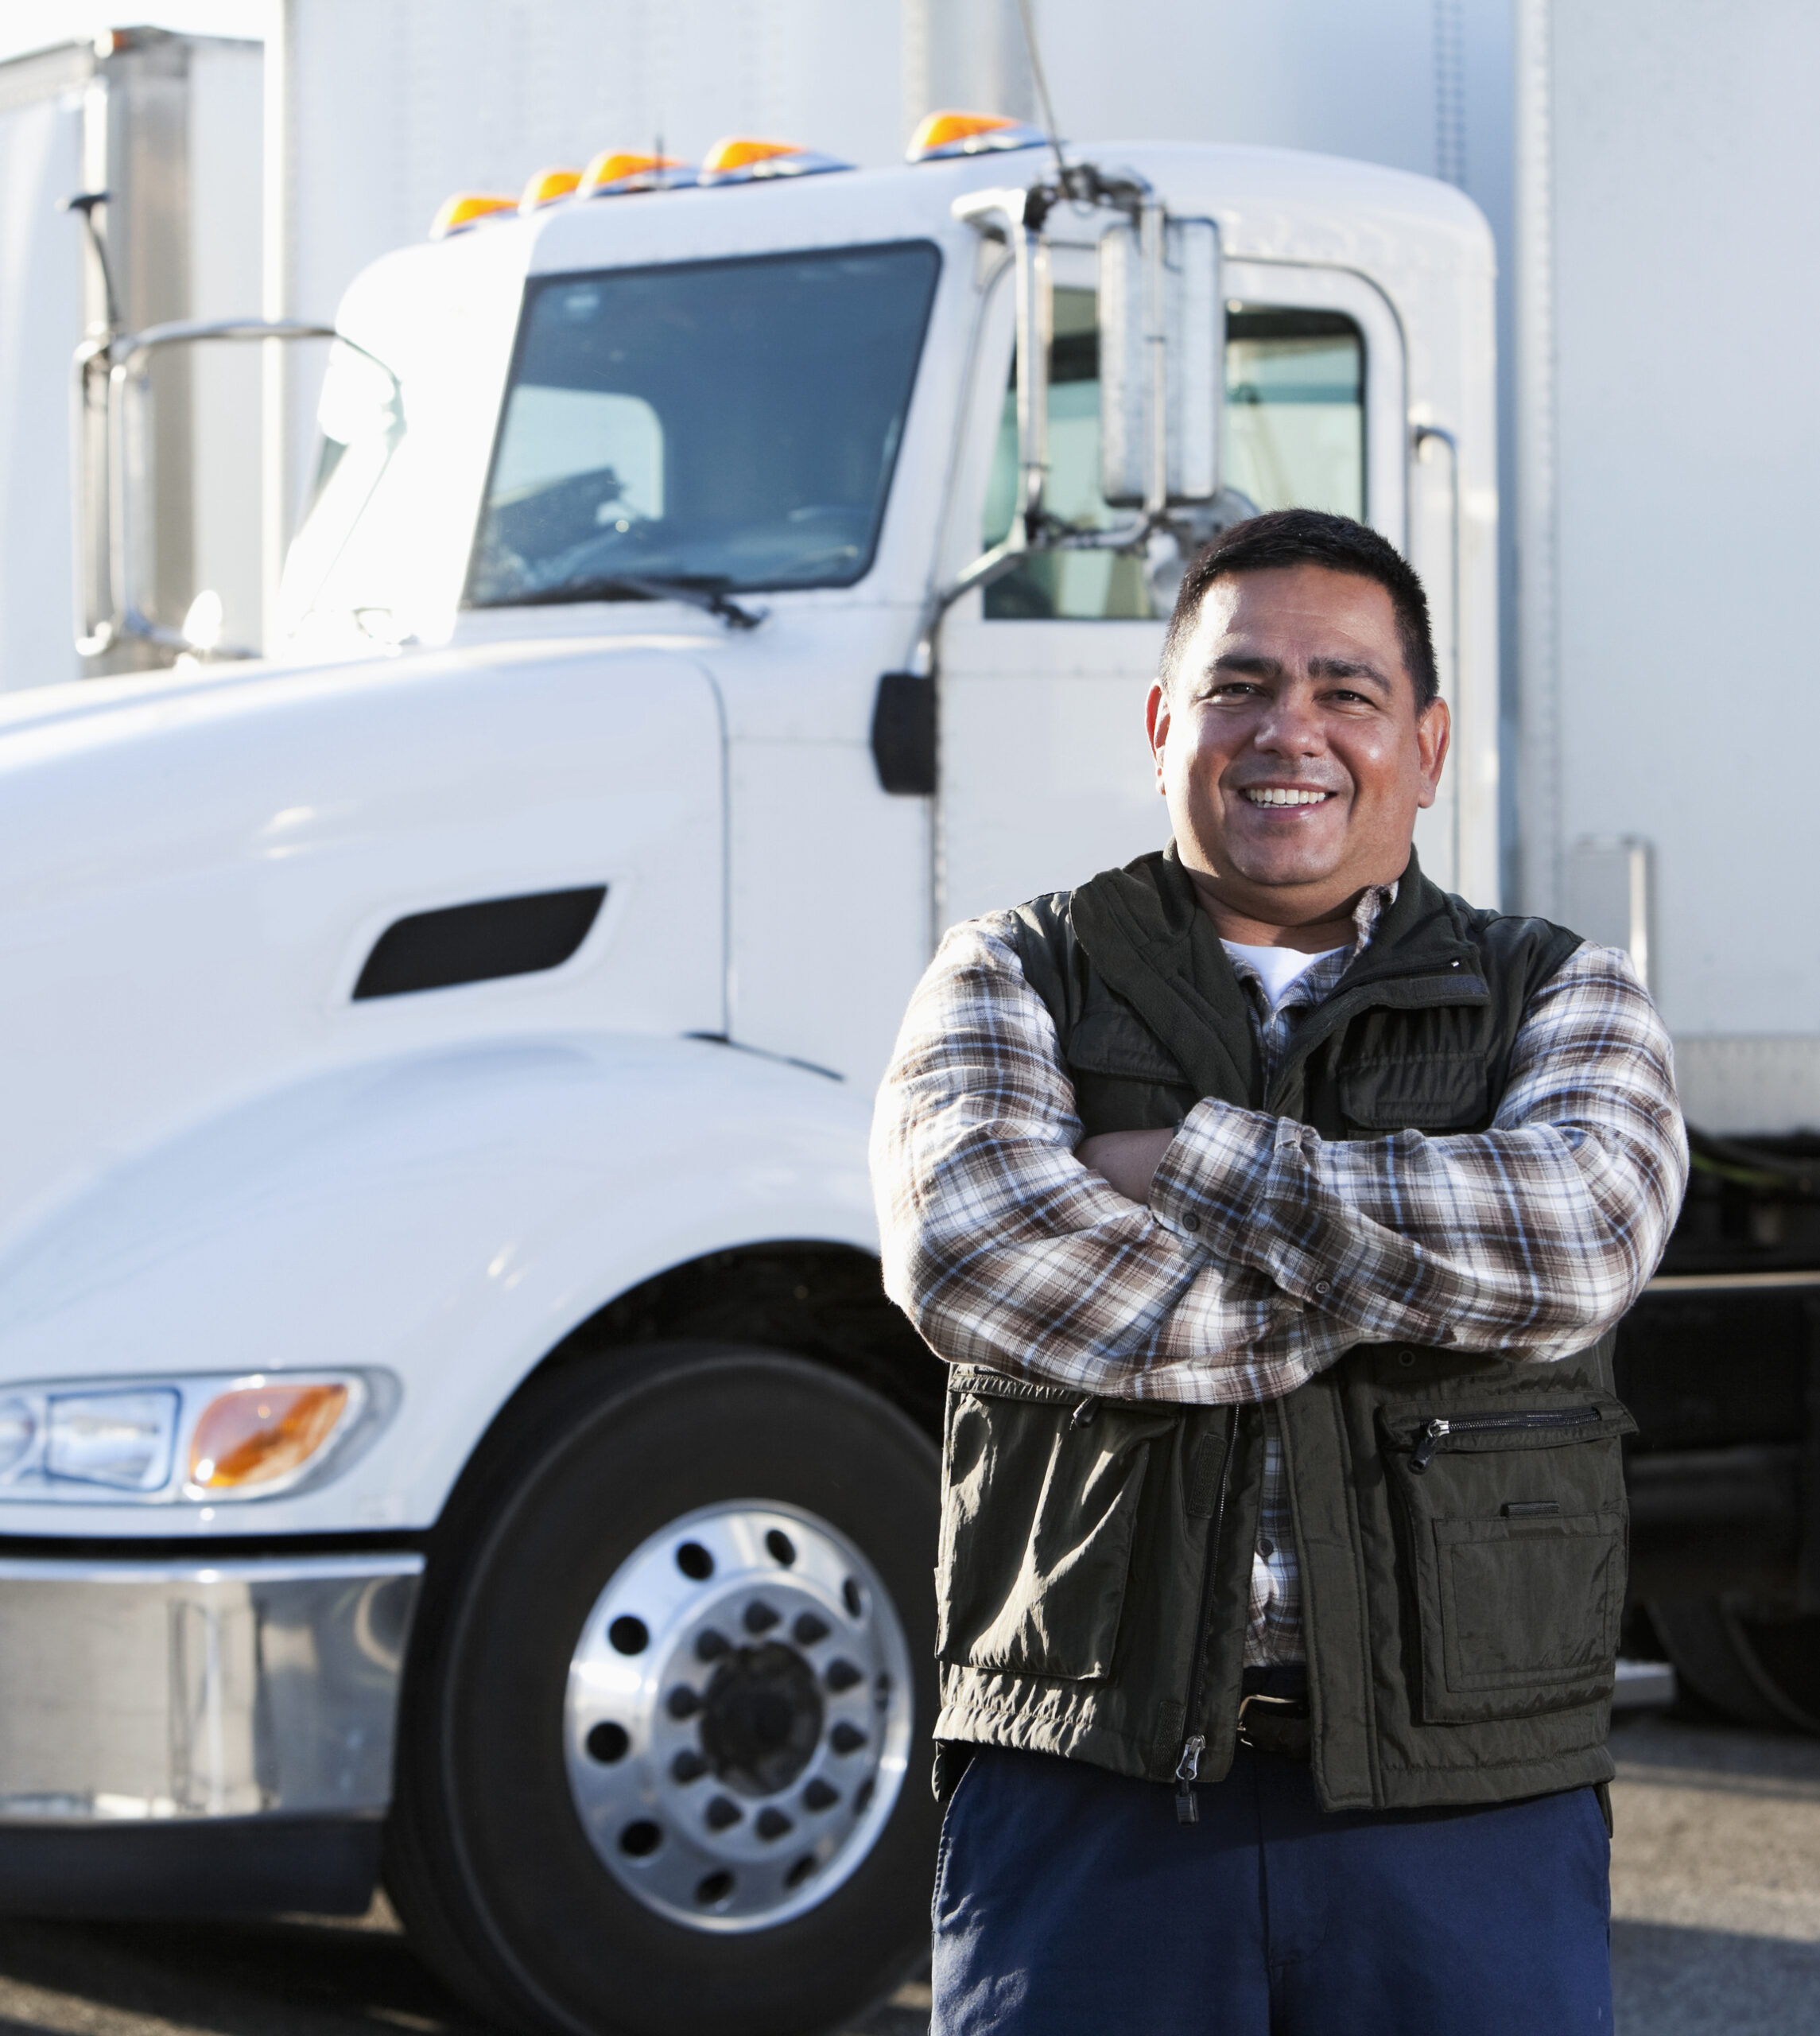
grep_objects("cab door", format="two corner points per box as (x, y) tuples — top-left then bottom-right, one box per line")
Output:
(933, 247), (1409, 932)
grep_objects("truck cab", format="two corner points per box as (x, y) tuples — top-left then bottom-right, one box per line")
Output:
(0, 127), (1496, 2035)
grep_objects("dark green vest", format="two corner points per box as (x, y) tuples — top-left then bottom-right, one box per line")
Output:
(932, 846), (1636, 1812)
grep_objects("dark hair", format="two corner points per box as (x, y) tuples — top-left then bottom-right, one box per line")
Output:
(1159, 507), (1439, 709)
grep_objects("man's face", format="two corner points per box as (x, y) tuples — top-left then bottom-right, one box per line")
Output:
(1146, 562), (1449, 931)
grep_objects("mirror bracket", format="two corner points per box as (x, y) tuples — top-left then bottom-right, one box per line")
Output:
(73, 317), (341, 664)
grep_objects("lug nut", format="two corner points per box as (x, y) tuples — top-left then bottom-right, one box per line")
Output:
(743, 1600), (780, 1634)
(825, 1657), (863, 1692)
(755, 1807), (793, 1840)
(671, 1750), (707, 1783)
(793, 1611), (831, 1646)
(666, 1685), (702, 1720)
(705, 1796), (743, 1831)
(802, 1778), (840, 1812)
(830, 1722), (867, 1755)
(696, 1628), (729, 1661)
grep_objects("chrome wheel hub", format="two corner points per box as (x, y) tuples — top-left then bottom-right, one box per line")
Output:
(565, 1502), (913, 1933)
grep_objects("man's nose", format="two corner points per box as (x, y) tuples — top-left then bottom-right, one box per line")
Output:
(1251, 689), (1325, 756)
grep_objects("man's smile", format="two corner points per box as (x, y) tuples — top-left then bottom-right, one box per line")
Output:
(1239, 786), (1339, 808)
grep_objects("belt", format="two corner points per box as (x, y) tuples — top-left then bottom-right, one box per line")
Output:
(1236, 1665), (1311, 1762)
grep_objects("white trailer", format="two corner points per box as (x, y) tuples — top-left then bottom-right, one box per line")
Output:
(0, 120), (1498, 2031)
(0, 25), (262, 683)
(1512, 0), (1820, 1733)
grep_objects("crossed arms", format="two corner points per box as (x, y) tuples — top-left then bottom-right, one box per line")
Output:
(868, 916), (1689, 1406)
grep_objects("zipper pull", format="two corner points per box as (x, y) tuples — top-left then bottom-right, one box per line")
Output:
(1070, 1396), (1100, 1429)
(1174, 1734), (1205, 1824)
(1411, 1417), (1450, 1473)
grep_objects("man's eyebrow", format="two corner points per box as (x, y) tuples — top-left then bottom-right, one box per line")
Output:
(1308, 654), (1392, 693)
(1201, 651), (1395, 694)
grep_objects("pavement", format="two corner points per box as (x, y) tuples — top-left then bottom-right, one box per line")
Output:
(1609, 1709), (1820, 2034)
(0, 1712), (1807, 2034)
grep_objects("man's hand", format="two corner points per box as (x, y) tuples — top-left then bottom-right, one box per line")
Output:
(1077, 1127), (1178, 1204)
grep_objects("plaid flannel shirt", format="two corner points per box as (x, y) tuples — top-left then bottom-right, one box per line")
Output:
(870, 888), (1689, 1665)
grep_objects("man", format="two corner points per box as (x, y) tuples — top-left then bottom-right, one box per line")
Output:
(870, 509), (1686, 2034)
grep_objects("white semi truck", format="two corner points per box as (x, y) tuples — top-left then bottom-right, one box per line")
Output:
(0, 115), (1499, 2034)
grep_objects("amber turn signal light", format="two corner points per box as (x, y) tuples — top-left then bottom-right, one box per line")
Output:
(189, 1382), (350, 1490)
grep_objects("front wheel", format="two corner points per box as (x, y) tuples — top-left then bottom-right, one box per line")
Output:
(386, 1344), (941, 2036)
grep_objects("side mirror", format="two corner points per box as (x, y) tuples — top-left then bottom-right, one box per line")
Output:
(1098, 209), (1222, 514)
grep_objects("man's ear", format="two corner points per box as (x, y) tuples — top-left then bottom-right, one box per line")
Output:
(1414, 695), (1451, 810)
(1146, 680), (1170, 796)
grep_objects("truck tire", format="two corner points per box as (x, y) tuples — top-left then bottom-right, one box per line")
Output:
(1648, 1596), (1820, 1732)
(385, 1342), (941, 2036)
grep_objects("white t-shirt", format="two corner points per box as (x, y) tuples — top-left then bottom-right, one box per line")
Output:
(1220, 940), (1349, 1012)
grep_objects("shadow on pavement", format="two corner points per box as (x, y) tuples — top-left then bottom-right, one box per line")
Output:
(0, 1909), (483, 2036)
(0, 1907), (931, 2036)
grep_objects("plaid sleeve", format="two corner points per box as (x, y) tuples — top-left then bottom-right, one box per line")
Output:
(869, 917), (1350, 1404)
(1149, 942), (1689, 1359)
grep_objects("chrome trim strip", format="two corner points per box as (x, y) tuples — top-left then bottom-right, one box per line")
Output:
(1645, 1270), (1820, 1293)
(0, 1552), (423, 1586)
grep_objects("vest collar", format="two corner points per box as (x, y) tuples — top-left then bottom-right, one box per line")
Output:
(1068, 843), (1488, 1107)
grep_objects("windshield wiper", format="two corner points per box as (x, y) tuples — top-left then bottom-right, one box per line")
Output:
(506, 573), (766, 630)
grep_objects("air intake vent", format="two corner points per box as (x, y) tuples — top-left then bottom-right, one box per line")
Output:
(353, 886), (607, 1001)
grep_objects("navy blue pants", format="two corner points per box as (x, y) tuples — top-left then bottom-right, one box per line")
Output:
(931, 1746), (1612, 2034)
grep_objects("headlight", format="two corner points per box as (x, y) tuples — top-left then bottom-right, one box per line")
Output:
(0, 1398), (35, 1478)
(45, 1390), (178, 1490)
(0, 1372), (388, 1504)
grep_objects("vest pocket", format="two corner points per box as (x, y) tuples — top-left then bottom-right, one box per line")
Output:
(937, 1371), (1166, 1682)
(1339, 1054), (1489, 1132)
(1380, 1398), (1636, 1723)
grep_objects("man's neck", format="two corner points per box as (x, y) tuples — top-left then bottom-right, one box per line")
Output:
(1186, 880), (1372, 954)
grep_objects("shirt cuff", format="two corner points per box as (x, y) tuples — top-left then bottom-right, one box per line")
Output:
(1151, 1100), (1356, 1315)
(1149, 1096), (1285, 1245)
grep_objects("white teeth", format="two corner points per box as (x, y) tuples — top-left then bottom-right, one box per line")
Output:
(1244, 787), (1331, 806)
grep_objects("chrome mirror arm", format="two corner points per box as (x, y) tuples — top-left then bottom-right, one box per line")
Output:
(74, 317), (341, 665)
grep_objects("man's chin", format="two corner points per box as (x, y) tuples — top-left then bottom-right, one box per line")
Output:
(1219, 848), (1348, 894)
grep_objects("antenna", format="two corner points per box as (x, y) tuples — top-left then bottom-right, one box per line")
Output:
(1014, 0), (1068, 181)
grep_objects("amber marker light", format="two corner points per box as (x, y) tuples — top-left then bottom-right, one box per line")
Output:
(520, 167), (581, 213)
(699, 137), (852, 185)
(906, 111), (1046, 161)
(580, 150), (691, 196)
(429, 192), (517, 239)
(189, 1382), (351, 1491)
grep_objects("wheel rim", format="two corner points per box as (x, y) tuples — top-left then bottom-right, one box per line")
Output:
(564, 1501), (914, 1933)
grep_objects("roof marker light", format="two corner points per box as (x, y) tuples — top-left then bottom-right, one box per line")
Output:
(906, 111), (1047, 162)
(520, 167), (581, 212)
(429, 192), (517, 239)
(699, 136), (852, 185)
(580, 150), (697, 196)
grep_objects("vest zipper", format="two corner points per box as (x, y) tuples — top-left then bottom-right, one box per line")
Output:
(1409, 1405), (1601, 1473)
(1174, 1419), (1236, 1826)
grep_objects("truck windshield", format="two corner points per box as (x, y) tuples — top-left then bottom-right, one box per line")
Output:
(468, 241), (941, 607)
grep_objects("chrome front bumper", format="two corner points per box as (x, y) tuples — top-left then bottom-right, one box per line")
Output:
(0, 1552), (421, 1822)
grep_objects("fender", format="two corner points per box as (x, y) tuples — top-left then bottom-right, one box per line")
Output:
(0, 1032), (882, 1539)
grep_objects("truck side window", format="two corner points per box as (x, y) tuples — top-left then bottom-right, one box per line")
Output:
(1224, 309), (1364, 524)
(982, 300), (1364, 620)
